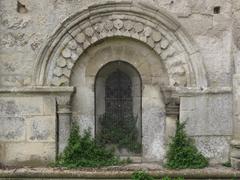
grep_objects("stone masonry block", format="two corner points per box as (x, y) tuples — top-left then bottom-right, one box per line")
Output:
(0, 97), (43, 116)
(43, 96), (56, 115)
(194, 136), (231, 164)
(0, 117), (25, 141)
(4, 142), (55, 166)
(180, 94), (232, 136)
(26, 116), (56, 142)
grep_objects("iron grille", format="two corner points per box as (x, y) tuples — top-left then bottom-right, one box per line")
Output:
(105, 69), (133, 120)
(97, 67), (141, 154)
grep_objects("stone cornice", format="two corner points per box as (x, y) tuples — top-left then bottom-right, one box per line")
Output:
(162, 86), (232, 96)
(0, 86), (75, 94)
(0, 86), (231, 95)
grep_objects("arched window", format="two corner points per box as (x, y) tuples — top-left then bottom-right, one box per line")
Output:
(105, 70), (133, 121)
(95, 61), (142, 155)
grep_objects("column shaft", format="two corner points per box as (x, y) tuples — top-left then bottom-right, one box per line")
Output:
(231, 74), (240, 169)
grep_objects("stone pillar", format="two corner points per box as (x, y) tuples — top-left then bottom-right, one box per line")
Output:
(165, 99), (179, 144)
(56, 94), (72, 154)
(231, 74), (240, 169)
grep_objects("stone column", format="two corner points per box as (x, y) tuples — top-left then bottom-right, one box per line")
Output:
(56, 94), (72, 154)
(165, 98), (179, 144)
(231, 74), (240, 169)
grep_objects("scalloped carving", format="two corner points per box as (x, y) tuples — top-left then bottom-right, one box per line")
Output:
(35, 1), (207, 88)
(51, 18), (190, 86)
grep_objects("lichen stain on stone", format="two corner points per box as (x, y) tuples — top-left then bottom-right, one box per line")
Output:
(0, 100), (19, 115)
(1, 32), (28, 47)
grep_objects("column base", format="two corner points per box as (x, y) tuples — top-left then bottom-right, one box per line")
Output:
(231, 158), (240, 169)
(231, 140), (240, 169)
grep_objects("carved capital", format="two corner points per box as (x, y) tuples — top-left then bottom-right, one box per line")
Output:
(56, 94), (72, 114)
(165, 97), (180, 116)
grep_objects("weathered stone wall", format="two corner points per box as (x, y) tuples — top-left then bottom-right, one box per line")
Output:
(0, 92), (56, 166)
(180, 93), (232, 163)
(0, 0), (239, 166)
(0, 0), (234, 87)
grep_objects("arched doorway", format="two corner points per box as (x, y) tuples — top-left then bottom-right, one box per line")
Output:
(33, 0), (209, 164)
(70, 38), (169, 161)
(95, 61), (142, 156)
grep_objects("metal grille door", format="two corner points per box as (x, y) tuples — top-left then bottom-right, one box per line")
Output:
(105, 70), (133, 120)
(97, 65), (141, 154)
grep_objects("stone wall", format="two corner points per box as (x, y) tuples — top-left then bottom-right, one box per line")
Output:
(0, 0), (234, 87)
(0, 91), (56, 166)
(180, 92), (232, 163)
(0, 0), (239, 166)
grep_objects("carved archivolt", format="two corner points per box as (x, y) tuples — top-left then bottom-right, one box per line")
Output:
(34, 1), (207, 88)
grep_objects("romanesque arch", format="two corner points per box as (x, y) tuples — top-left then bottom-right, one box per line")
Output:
(33, 1), (208, 162)
(34, 1), (207, 88)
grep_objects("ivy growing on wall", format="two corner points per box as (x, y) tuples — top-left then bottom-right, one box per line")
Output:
(97, 113), (141, 154)
(55, 122), (122, 168)
(165, 121), (208, 169)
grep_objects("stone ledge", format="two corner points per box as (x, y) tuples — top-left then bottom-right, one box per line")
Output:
(166, 86), (232, 96)
(0, 86), (75, 94)
(0, 167), (239, 179)
(0, 86), (231, 96)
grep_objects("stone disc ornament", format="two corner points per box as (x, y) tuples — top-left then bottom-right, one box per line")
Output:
(57, 57), (67, 68)
(104, 20), (114, 31)
(124, 20), (133, 31)
(114, 19), (124, 30)
(61, 48), (72, 58)
(161, 39), (169, 49)
(85, 27), (94, 37)
(144, 27), (152, 37)
(76, 33), (85, 44)
(68, 40), (78, 50)
(94, 23), (104, 33)
(134, 22), (144, 33)
(152, 32), (162, 42)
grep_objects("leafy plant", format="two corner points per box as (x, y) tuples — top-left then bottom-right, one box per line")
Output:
(55, 122), (122, 168)
(161, 177), (184, 180)
(222, 161), (231, 167)
(131, 171), (184, 180)
(97, 113), (141, 154)
(165, 121), (208, 169)
(132, 171), (154, 180)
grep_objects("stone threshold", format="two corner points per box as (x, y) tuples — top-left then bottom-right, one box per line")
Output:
(0, 166), (239, 179)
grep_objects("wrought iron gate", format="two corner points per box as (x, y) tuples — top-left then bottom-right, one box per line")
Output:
(97, 68), (141, 154)
(105, 70), (133, 121)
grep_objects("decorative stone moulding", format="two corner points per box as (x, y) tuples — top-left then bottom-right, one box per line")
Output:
(34, 0), (208, 89)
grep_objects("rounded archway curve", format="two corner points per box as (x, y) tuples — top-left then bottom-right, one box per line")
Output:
(94, 61), (142, 155)
(34, 0), (208, 88)
(94, 61), (142, 121)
